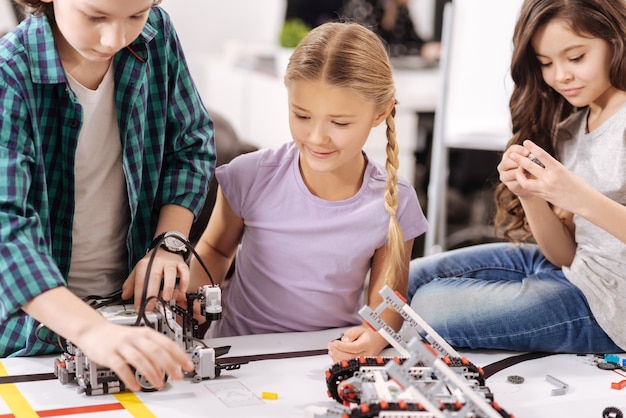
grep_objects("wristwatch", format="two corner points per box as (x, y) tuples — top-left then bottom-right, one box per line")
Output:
(148, 231), (190, 260)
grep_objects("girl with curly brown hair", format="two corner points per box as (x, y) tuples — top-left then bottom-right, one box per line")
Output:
(408, 0), (626, 354)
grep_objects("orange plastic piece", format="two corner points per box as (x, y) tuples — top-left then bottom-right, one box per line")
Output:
(394, 290), (407, 302)
(611, 379), (626, 390)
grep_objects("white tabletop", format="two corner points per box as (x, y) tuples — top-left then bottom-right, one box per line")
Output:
(1, 329), (624, 417)
(0, 328), (346, 418)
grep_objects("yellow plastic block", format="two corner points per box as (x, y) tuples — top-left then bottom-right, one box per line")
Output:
(261, 391), (278, 400)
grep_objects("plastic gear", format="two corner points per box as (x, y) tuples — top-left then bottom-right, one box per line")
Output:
(506, 375), (525, 384)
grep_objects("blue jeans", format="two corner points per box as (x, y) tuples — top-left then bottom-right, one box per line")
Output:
(408, 242), (621, 353)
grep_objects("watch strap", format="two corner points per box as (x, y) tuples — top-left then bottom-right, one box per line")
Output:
(148, 231), (190, 260)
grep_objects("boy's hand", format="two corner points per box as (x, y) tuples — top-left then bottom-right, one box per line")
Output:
(75, 321), (194, 392)
(122, 250), (190, 311)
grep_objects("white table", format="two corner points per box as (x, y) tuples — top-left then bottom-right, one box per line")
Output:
(1, 329), (624, 417)
(0, 328), (344, 418)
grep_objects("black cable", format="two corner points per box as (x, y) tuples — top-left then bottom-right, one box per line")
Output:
(138, 296), (160, 327)
(34, 323), (57, 346)
(186, 244), (216, 286)
(83, 289), (124, 309)
(482, 352), (555, 379)
(36, 289), (124, 352)
(155, 297), (176, 332)
(135, 238), (162, 327)
(35, 323), (71, 353)
(135, 234), (217, 327)
(34, 235), (215, 351)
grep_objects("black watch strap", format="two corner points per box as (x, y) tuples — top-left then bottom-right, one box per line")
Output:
(148, 231), (190, 260)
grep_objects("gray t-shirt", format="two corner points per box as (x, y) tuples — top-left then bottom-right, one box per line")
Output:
(558, 105), (626, 350)
(66, 64), (129, 299)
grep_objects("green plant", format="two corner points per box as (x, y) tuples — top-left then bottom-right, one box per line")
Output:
(279, 19), (311, 48)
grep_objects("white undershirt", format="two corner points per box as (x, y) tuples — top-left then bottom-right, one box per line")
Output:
(66, 64), (130, 299)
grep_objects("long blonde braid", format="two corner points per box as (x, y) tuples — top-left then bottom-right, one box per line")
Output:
(383, 106), (405, 288)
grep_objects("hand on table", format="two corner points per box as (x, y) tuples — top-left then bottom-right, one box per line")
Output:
(75, 320), (195, 392)
(327, 325), (389, 363)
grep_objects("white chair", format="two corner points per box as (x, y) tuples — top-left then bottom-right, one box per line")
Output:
(423, 0), (524, 255)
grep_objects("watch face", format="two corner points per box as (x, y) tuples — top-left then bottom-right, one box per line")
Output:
(164, 235), (186, 252)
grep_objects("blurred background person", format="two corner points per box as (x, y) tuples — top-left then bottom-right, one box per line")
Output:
(284, 0), (345, 29)
(340, 0), (440, 59)
(284, 0), (440, 60)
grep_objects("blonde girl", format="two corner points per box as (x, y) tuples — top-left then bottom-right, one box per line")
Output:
(191, 22), (426, 362)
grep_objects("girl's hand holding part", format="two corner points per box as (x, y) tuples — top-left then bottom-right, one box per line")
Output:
(327, 325), (389, 363)
(502, 139), (593, 216)
(498, 142), (535, 198)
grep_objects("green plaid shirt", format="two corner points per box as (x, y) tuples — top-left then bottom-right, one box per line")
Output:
(0, 8), (215, 356)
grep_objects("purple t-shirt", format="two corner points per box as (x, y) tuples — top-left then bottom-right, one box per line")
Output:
(208, 142), (427, 337)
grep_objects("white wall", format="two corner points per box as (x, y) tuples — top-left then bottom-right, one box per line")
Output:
(160, 0), (287, 110)
(161, 0), (286, 55)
